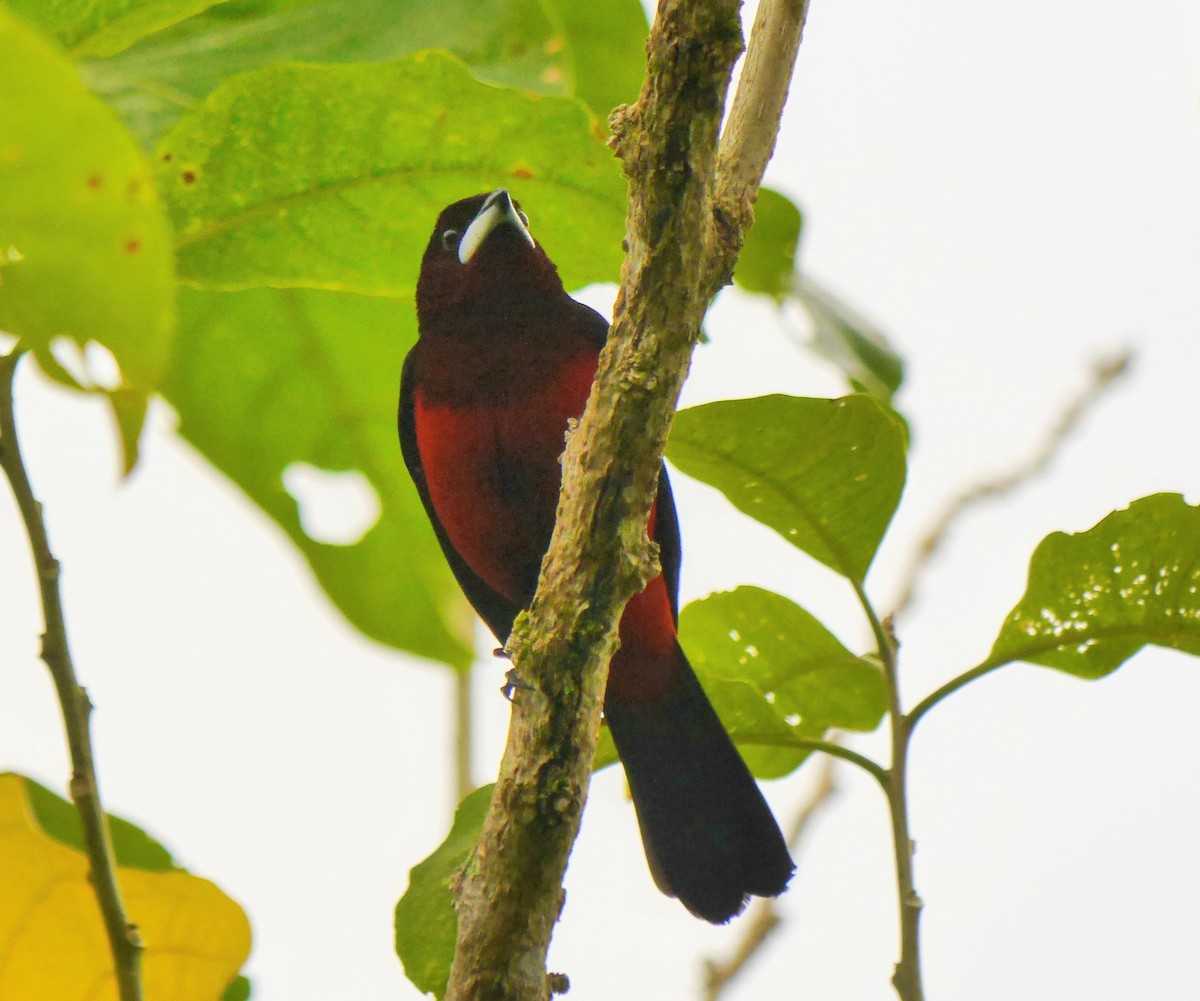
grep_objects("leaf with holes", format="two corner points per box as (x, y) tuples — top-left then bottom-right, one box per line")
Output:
(164, 285), (474, 667)
(595, 588), (886, 778)
(0, 773), (250, 1001)
(682, 587), (886, 777)
(6, 0), (227, 59)
(158, 51), (625, 295)
(0, 9), (174, 421)
(85, 0), (595, 146)
(990, 494), (1200, 679)
(394, 783), (494, 999)
(667, 395), (907, 583)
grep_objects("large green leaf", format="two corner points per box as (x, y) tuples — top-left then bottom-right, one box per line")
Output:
(5, 0), (227, 59)
(84, 0), (574, 146)
(164, 285), (473, 667)
(594, 587), (886, 778)
(733, 187), (801, 300)
(667, 395), (907, 583)
(0, 9), (174, 397)
(542, 0), (648, 119)
(156, 51), (625, 295)
(394, 783), (494, 999)
(990, 494), (1200, 679)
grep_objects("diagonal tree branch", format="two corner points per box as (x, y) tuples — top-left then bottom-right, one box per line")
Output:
(443, 2), (812, 999)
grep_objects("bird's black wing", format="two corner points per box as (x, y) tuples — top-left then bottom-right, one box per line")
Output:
(653, 463), (683, 625)
(399, 350), (522, 645)
(569, 296), (611, 350)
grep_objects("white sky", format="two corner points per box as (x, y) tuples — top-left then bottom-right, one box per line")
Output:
(3, 1), (1200, 999)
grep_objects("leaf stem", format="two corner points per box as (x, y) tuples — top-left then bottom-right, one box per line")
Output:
(906, 654), (1014, 731)
(0, 349), (144, 1001)
(735, 733), (889, 790)
(853, 580), (924, 1001)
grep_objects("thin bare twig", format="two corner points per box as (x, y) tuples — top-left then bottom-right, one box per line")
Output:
(703, 754), (838, 1001)
(0, 349), (144, 1001)
(891, 351), (1133, 618)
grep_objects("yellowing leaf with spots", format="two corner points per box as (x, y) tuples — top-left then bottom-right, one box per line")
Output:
(0, 9), (175, 393)
(990, 494), (1200, 678)
(0, 774), (250, 1001)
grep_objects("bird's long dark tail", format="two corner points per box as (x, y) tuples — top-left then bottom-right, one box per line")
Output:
(604, 644), (795, 923)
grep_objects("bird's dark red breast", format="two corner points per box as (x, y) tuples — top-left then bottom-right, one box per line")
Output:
(399, 189), (794, 921)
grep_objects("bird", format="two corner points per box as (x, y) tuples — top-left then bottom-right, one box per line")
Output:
(399, 189), (794, 923)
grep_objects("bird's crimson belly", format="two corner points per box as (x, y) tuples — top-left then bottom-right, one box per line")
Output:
(413, 352), (596, 604)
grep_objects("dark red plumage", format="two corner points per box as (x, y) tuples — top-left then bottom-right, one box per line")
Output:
(399, 190), (793, 922)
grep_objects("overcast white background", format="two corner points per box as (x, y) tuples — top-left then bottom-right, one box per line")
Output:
(3, 1), (1200, 998)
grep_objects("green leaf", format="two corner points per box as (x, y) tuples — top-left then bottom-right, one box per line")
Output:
(542, 0), (648, 118)
(84, 0), (574, 146)
(733, 187), (801, 300)
(668, 395), (908, 583)
(990, 493), (1200, 679)
(163, 286), (473, 667)
(792, 277), (905, 403)
(5, 0), (228, 59)
(594, 588), (887, 779)
(0, 9), (175, 400)
(395, 784), (494, 999)
(156, 52), (625, 295)
(221, 975), (252, 1001)
(682, 587), (886, 777)
(21, 777), (177, 872)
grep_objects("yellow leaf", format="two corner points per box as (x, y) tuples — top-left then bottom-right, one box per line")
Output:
(0, 774), (251, 1001)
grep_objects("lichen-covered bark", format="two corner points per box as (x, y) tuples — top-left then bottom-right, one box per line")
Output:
(443, 3), (810, 999)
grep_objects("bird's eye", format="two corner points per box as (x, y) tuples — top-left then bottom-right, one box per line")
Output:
(441, 228), (459, 252)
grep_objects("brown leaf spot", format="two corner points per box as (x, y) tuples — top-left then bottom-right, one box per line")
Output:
(182, 170), (196, 184)
(127, 177), (141, 198)
(87, 173), (103, 190)
(541, 66), (565, 86)
(160, 151), (173, 162)
(543, 36), (565, 54)
(512, 166), (535, 180)
(125, 238), (141, 254)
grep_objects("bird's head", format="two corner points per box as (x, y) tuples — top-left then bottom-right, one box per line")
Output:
(416, 189), (565, 334)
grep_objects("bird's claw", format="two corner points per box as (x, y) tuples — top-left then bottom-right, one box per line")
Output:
(500, 668), (535, 701)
